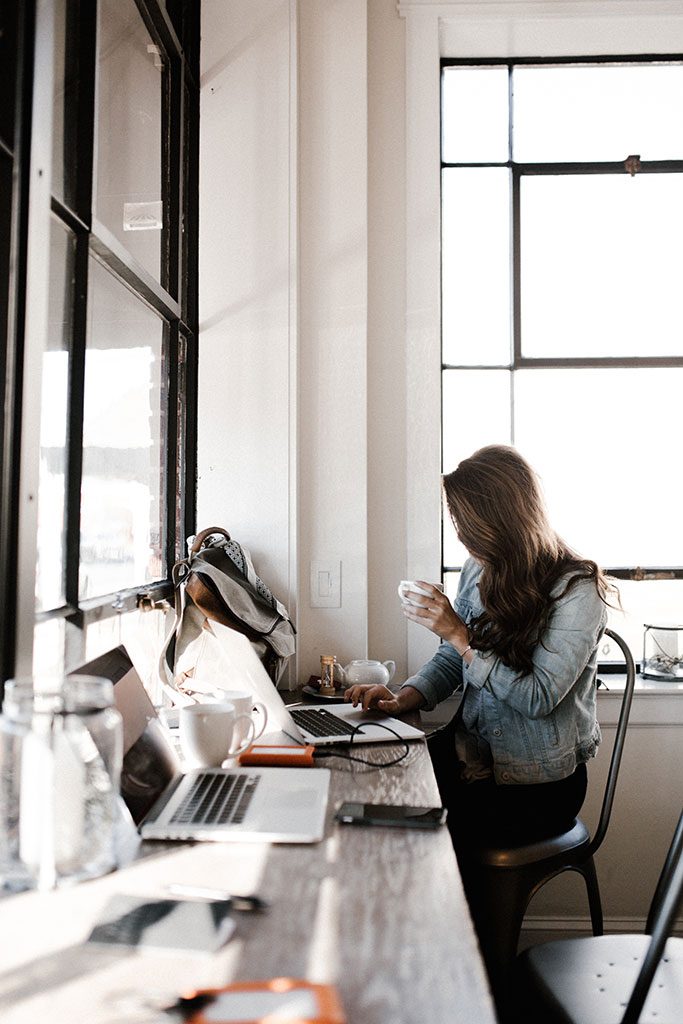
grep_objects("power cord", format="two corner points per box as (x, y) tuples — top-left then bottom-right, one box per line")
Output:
(312, 722), (410, 768)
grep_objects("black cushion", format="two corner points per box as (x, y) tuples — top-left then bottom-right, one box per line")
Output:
(476, 819), (591, 868)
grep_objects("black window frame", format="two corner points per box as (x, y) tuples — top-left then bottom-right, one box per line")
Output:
(0, 0), (200, 688)
(440, 53), (683, 582)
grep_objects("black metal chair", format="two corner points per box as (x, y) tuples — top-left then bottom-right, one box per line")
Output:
(464, 628), (637, 1010)
(516, 806), (683, 1024)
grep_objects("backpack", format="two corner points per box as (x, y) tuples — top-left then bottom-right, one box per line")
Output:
(159, 527), (296, 703)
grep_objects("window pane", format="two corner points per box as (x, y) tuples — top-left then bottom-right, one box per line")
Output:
(442, 168), (511, 366)
(36, 218), (74, 612)
(80, 258), (166, 599)
(513, 63), (683, 162)
(95, 0), (165, 282)
(521, 174), (683, 358)
(442, 368), (512, 566)
(52, 0), (81, 209)
(181, 80), (195, 318)
(513, 368), (683, 568)
(442, 66), (509, 163)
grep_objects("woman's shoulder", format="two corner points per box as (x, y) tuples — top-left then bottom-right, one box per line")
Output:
(454, 558), (483, 620)
(456, 558), (483, 600)
(551, 568), (607, 621)
(552, 566), (601, 596)
(459, 557), (482, 586)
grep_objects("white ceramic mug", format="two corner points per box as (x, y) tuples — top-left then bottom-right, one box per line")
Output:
(398, 580), (444, 606)
(179, 702), (256, 767)
(213, 688), (267, 752)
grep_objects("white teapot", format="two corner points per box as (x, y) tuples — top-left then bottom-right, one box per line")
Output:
(337, 659), (396, 687)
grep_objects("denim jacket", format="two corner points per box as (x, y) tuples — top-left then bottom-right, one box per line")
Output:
(402, 558), (607, 785)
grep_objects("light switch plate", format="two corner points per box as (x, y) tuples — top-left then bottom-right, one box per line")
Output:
(310, 560), (341, 608)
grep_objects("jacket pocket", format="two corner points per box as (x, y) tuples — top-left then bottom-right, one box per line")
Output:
(520, 713), (561, 755)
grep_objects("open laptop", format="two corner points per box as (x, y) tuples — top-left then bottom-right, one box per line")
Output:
(205, 622), (425, 747)
(73, 647), (330, 844)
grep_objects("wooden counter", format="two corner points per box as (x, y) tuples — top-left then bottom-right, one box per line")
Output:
(0, 738), (496, 1024)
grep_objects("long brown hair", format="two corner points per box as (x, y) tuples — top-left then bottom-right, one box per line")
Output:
(442, 445), (615, 673)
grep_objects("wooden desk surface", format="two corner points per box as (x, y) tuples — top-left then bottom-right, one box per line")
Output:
(0, 739), (496, 1024)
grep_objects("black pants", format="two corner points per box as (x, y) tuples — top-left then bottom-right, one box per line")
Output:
(428, 714), (588, 854)
(428, 716), (588, 1020)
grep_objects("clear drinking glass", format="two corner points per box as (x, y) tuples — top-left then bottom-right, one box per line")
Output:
(0, 675), (122, 891)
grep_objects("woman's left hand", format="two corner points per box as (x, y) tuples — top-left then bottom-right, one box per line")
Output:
(402, 582), (469, 648)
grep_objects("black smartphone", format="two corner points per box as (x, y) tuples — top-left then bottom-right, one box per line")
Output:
(335, 802), (447, 829)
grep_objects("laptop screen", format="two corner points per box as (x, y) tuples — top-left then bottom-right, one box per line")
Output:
(72, 646), (179, 824)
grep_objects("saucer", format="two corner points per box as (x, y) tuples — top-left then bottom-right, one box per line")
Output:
(302, 684), (346, 703)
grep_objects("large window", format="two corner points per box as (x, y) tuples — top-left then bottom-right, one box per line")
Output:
(2, 0), (199, 688)
(441, 57), (683, 659)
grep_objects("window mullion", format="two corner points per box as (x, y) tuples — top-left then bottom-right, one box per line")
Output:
(1, 0), (36, 686)
(511, 165), (521, 369)
(64, 229), (89, 612)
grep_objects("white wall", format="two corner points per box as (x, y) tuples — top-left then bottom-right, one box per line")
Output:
(199, 0), (422, 684)
(198, 0), (683, 928)
(297, 0), (370, 681)
(367, 1), (411, 675)
(198, 0), (297, 676)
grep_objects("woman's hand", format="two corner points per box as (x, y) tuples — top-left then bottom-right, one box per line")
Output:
(402, 582), (469, 649)
(344, 684), (425, 714)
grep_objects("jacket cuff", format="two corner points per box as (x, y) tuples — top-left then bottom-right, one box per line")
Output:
(400, 676), (438, 712)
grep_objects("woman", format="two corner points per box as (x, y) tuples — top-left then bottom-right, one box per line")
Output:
(345, 444), (615, 854)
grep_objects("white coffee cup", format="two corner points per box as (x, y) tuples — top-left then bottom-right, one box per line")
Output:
(213, 688), (267, 752)
(398, 580), (444, 606)
(179, 702), (256, 768)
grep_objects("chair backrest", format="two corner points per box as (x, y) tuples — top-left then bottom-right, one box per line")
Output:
(587, 628), (636, 857)
(621, 807), (683, 1024)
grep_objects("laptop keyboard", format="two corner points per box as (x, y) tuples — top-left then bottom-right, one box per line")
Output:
(170, 771), (260, 826)
(289, 707), (359, 737)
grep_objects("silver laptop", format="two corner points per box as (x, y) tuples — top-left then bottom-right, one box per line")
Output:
(207, 623), (425, 747)
(74, 647), (330, 844)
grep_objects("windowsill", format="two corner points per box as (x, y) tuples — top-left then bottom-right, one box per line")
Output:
(598, 674), (683, 696)
(597, 673), (683, 726)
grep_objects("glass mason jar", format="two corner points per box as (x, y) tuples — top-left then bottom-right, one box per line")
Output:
(642, 624), (683, 681)
(0, 675), (123, 891)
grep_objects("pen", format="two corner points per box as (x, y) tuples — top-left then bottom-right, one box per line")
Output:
(167, 884), (267, 911)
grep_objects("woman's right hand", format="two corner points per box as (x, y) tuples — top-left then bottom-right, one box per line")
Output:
(344, 684), (424, 714)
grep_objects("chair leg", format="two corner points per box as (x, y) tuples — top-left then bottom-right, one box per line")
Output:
(580, 856), (604, 936)
(466, 865), (532, 1017)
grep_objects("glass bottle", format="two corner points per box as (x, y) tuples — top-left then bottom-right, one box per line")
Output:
(0, 675), (122, 891)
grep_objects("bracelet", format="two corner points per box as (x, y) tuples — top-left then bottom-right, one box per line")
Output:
(461, 644), (472, 658)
